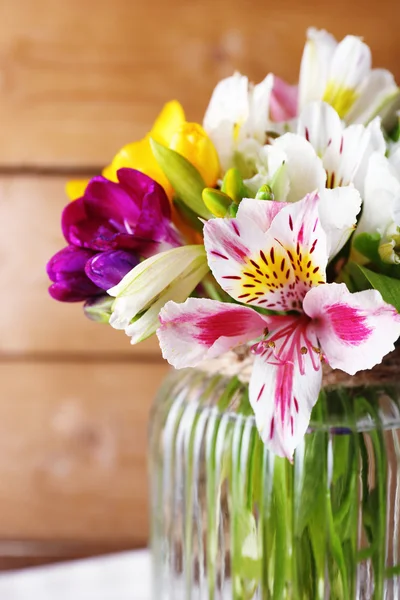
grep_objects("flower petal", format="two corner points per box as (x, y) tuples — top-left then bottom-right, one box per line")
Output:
(272, 133), (326, 202)
(322, 35), (371, 119)
(108, 245), (208, 330)
(297, 101), (342, 172)
(203, 73), (249, 134)
(356, 152), (400, 237)
(85, 250), (139, 290)
(150, 100), (186, 145)
(47, 246), (101, 302)
(157, 299), (268, 368)
(318, 186), (362, 259)
(250, 316), (322, 459)
(299, 28), (337, 110)
(236, 197), (289, 233)
(244, 74), (274, 142)
(303, 282), (400, 375)
(344, 69), (399, 125)
(204, 192), (328, 312)
(270, 76), (298, 122)
(203, 212), (269, 299)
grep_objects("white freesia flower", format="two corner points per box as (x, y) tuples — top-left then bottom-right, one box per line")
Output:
(108, 245), (209, 343)
(299, 28), (399, 126)
(203, 72), (274, 172)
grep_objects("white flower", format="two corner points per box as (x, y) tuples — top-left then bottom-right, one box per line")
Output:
(355, 150), (400, 263)
(108, 245), (209, 343)
(203, 72), (274, 172)
(299, 28), (399, 126)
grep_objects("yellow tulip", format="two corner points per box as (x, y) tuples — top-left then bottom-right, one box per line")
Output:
(169, 123), (220, 188)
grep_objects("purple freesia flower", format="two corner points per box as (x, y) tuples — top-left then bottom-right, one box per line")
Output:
(62, 168), (181, 255)
(85, 250), (139, 290)
(47, 168), (181, 304)
(47, 246), (102, 302)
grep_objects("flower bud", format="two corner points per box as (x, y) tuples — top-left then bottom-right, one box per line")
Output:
(169, 123), (220, 188)
(84, 296), (114, 323)
(256, 184), (275, 200)
(202, 188), (232, 217)
(379, 223), (400, 264)
(221, 168), (247, 204)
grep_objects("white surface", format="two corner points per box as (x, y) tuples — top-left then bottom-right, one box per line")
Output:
(0, 549), (151, 600)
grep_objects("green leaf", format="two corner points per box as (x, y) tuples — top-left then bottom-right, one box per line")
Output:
(173, 198), (204, 233)
(353, 233), (381, 264)
(355, 264), (400, 311)
(150, 138), (212, 219)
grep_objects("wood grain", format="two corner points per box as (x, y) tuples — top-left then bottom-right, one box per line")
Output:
(0, 361), (169, 543)
(0, 0), (398, 167)
(0, 174), (162, 357)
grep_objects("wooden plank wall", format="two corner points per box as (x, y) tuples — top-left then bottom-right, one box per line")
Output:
(1, 0), (400, 568)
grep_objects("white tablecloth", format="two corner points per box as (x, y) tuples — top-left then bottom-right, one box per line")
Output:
(0, 549), (151, 600)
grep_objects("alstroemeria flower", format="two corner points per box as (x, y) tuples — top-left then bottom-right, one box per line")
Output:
(108, 245), (209, 344)
(157, 194), (400, 459)
(203, 72), (274, 172)
(299, 28), (399, 125)
(62, 168), (181, 256)
(245, 102), (382, 231)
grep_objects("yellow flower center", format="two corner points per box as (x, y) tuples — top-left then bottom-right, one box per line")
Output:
(322, 81), (359, 119)
(238, 242), (325, 310)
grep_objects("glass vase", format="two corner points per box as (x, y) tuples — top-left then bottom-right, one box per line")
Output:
(149, 349), (400, 599)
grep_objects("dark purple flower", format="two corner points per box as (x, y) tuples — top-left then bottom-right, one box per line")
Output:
(62, 168), (181, 254)
(47, 246), (103, 302)
(85, 249), (139, 290)
(47, 246), (140, 302)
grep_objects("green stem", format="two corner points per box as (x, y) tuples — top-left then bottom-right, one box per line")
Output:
(272, 456), (288, 600)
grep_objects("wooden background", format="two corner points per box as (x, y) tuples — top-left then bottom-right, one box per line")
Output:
(1, 0), (400, 568)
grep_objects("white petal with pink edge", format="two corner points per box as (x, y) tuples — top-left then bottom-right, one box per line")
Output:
(203, 213), (269, 301)
(303, 282), (400, 375)
(249, 315), (322, 460)
(157, 298), (268, 369)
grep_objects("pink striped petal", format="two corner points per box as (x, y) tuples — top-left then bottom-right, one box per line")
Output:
(303, 283), (400, 375)
(250, 315), (322, 459)
(157, 298), (268, 369)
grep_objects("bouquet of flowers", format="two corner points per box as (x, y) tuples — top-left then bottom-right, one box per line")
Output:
(47, 28), (400, 462)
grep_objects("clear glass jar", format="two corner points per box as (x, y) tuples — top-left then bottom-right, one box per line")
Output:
(149, 352), (400, 599)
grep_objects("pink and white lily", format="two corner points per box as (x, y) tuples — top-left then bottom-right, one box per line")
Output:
(157, 193), (400, 459)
